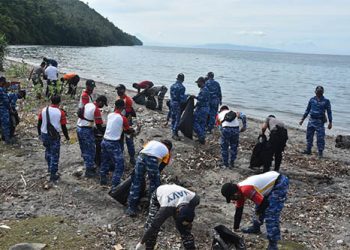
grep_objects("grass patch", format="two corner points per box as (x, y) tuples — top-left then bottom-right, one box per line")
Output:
(0, 216), (103, 249)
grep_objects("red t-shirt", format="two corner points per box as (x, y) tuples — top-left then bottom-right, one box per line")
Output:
(119, 94), (133, 113)
(138, 80), (154, 89)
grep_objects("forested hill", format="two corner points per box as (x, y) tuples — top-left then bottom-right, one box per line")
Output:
(0, 0), (142, 46)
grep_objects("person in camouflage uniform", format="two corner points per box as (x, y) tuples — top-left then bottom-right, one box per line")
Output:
(0, 77), (11, 144)
(299, 85), (332, 158)
(126, 140), (172, 217)
(221, 171), (289, 250)
(205, 72), (222, 133)
(170, 73), (188, 140)
(193, 77), (210, 144)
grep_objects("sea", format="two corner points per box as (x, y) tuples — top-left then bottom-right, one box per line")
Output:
(6, 45), (350, 135)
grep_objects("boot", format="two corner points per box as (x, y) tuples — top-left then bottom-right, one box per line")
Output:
(241, 222), (261, 234)
(229, 161), (235, 169)
(302, 149), (311, 155)
(318, 151), (323, 158)
(85, 168), (96, 178)
(125, 207), (138, 217)
(100, 175), (108, 185)
(267, 240), (278, 250)
(50, 173), (60, 182)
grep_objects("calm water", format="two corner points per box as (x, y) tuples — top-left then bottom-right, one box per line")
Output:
(7, 45), (350, 135)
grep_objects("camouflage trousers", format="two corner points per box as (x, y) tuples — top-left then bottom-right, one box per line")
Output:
(77, 127), (95, 169)
(144, 192), (196, 250)
(41, 133), (61, 175)
(220, 127), (240, 165)
(207, 97), (220, 132)
(193, 106), (209, 141)
(171, 101), (181, 135)
(128, 154), (160, 211)
(0, 108), (10, 142)
(306, 118), (325, 153)
(253, 175), (289, 241)
(100, 139), (125, 187)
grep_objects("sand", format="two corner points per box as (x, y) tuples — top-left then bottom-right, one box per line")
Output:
(0, 62), (349, 249)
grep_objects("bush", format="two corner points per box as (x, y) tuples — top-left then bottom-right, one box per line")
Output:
(0, 33), (7, 71)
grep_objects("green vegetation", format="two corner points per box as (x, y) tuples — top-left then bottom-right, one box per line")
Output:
(0, 216), (101, 249)
(0, 0), (142, 46)
(0, 33), (7, 71)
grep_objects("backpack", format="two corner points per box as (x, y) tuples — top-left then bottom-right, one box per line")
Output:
(133, 92), (146, 105)
(223, 111), (236, 122)
(145, 96), (157, 110)
(212, 225), (246, 250)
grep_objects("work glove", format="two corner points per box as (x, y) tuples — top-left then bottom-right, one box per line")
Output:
(135, 242), (145, 250)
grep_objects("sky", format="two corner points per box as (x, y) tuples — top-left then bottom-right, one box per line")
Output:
(84, 0), (350, 55)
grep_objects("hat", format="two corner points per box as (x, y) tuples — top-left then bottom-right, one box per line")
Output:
(221, 183), (239, 203)
(0, 76), (6, 84)
(115, 84), (126, 90)
(86, 79), (96, 88)
(195, 77), (205, 83)
(177, 205), (195, 223)
(96, 95), (108, 106)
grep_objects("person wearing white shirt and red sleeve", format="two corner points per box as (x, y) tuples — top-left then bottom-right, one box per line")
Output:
(221, 171), (289, 250)
(135, 184), (200, 250)
(126, 139), (173, 217)
(37, 95), (69, 182)
(77, 95), (108, 177)
(100, 99), (135, 189)
(78, 79), (95, 108)
(44, 64), (58, 97)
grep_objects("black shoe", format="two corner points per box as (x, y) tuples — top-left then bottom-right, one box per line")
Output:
(100, 176), (108, 185)
(50, 173), (60, 182)
(125, 207), (138, 217)
(85, 168), (96, 178)
(302, 150), (311, 155)
(198, 138), (205, 145)
(129, 158), (136, 166)
(172, 135), (180, 141)
(229, 161), (235, 169)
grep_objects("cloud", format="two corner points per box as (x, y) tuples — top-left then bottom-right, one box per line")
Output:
(237, 31), (266, 36)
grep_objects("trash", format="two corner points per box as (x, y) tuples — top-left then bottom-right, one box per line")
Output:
(9, 243), (46, 250)
(0, 224), (11, 229)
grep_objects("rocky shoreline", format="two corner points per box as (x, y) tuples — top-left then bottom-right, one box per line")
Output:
(0, 61), (349, 249)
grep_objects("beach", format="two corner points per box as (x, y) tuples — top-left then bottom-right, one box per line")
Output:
(0, 60), (350, 249)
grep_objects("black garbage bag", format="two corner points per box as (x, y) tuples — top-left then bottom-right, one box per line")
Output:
(145, 96), (157, 110)
(212, 225), (246, 250)
(178, 96), (194, 139)
(249, 134), (271, 169)
(133, 92), (146, 105)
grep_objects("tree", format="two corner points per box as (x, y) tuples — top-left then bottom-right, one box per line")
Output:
(0, 33), (7, 71)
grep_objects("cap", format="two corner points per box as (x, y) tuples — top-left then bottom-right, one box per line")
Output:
(96, 95), (108, 106)
(0, 76), (7, 83)
(115, 84), (126, 90)
(221, 183), (239, 203)
(195, 77), (205, 83)
(207, 72), (214, 79)
(177, 205), (195, 223)
(86, 79), (96, 88)
(315, 85), (324, 92)
(177, 73), (185, 81)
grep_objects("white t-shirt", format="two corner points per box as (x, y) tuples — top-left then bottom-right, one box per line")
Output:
(238, 171), (280, 196)
(45, 66), (58, 81)
(103, 112), (125, 141)
(140, 140), (169, 160)
(156, 184), (196, 208)
(40, 106), (64, 133)
(218, 110), (239, 127)
(77, 103), (98, 127)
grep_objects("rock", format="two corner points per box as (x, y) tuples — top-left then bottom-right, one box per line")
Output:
(9, 243), (46, 250)
(72, 167), (84, 177)
(336, 240), (344, 244)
